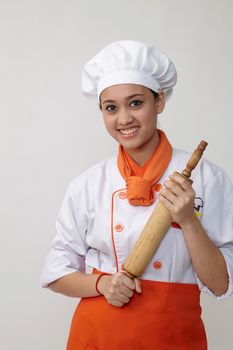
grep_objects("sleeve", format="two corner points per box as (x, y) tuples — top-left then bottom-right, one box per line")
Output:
(196, 170), (233, 300)
(40, 180), (90, 288)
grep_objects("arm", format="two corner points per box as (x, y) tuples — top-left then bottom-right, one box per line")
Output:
(159, 172), (229, 296)
(180, 215), (228, 296)
(42, 180), (141, 307)
(49, 272), (101, 298)
(49, 271), (141, 307)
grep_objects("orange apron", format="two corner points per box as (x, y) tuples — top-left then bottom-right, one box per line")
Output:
(67, 271), (207, 350)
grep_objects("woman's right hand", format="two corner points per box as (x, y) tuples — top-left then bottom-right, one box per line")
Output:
(97, 272), (141, 307)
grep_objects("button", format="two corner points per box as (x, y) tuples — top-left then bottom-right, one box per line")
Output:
(153, 261), (162, 269)
(119, 191), (127, 199)
(154, 183), (162, 192)
(115, 224), (124, 232)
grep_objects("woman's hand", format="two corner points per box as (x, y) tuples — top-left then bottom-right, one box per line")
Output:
(97, 272), (141, 307)
(158, 172), (196, 226)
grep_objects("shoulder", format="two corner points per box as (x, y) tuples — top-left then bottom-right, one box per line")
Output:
(73, 156), (117, 182)
(171, 147), (229, 186)
(67, 156), (118, 196)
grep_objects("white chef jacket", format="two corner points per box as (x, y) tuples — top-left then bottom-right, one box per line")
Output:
(41, 148), (233, 300)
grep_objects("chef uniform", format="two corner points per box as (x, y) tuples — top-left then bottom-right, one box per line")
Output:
(41, 41), (233, 350)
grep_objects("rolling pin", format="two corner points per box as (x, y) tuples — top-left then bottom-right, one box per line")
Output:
(124, 140), (208, 279)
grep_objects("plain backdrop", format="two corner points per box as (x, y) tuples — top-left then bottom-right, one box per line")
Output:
(1, 1), (233, 349)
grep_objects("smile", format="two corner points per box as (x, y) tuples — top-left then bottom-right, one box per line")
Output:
(119, 127), (139, 136)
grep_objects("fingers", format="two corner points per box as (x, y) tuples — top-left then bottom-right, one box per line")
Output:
(158, 172), (196, 225)
(160, 172), (195, 203)
(134, 278), (142, 293)
(106, 292), (130, 307)
(158, 192), (174, 212)
(121, 274), (142, 295)
(103, 273), (141, 307)
(108, 299), (125, 307)
(168, 173), (195, 195)
(121, 273), (136, 290)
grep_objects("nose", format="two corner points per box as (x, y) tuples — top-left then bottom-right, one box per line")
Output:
(117, 108), (134, 125)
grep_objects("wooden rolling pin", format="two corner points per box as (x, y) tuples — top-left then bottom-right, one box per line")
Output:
(124, 140), (208, 279)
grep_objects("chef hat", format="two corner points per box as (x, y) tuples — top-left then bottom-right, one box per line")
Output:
(81, 40), (177, 103)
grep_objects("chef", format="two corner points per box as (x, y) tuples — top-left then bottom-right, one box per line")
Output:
(41, 40), (233, 350)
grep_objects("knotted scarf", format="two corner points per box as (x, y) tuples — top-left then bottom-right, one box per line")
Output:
(117, 129), (172, 206)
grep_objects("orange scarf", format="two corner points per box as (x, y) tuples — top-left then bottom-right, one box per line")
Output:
(117, 130), (172, 206)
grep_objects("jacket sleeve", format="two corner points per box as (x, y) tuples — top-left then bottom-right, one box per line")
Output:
(196, 170), (233, 300)
(41, 180), (89, 288)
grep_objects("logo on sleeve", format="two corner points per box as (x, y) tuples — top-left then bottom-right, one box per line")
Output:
(194, 197), (203, 217)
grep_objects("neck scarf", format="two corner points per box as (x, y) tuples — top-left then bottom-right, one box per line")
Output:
(117, 129), (172, 206)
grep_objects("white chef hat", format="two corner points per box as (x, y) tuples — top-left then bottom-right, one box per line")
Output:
(81, 40), (177, 103)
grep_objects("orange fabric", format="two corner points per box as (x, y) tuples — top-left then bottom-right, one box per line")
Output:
(67, 270), (207, 350)
(117, 129), (172, 206)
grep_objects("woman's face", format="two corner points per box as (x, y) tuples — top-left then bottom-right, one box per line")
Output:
(100, 84), (165, 156)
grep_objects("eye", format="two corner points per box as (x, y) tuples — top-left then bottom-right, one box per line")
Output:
(105, 104), (117, 112)
(130, 100), (143, 107)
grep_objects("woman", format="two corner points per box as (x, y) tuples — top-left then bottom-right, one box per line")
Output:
(41, 41), (233, 349)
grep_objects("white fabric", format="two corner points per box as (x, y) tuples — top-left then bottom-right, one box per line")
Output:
(41, 149), (233, 300)
(81, 40), (177, 102)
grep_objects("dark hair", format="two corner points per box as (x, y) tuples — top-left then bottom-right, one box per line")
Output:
(149, 89), (158, 99)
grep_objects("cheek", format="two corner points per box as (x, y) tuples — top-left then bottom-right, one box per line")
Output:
(102, 115), (116, 134)
(135, 103), (156, 119)
(135, 109), (156, 126)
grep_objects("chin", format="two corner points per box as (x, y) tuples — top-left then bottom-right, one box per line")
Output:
(122, 142), (143, 151)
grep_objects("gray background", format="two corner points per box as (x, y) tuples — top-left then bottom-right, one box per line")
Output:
(1, 0), (233, 349)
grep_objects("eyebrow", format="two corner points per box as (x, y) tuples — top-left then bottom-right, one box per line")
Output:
(102, 93), (145, 105)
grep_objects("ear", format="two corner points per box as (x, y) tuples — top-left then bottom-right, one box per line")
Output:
(156, 91), (165, 114)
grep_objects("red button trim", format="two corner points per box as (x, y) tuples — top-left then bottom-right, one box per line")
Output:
(119, 191), (127, 199)
(153, 261), (162, 269)
(115, 224), (124, 232)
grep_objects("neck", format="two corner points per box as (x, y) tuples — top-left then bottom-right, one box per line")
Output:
(124, 131), (160, 166)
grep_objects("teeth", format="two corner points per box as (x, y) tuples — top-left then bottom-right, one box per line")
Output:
(120, 127), (138, 135)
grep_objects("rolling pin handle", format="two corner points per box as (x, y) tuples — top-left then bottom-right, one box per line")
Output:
(182, 140), (208, 178)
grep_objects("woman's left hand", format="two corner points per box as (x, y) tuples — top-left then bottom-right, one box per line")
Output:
(158, 172), (196, 226)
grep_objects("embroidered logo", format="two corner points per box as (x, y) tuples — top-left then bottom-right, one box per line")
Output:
(194, 197), (203, 218)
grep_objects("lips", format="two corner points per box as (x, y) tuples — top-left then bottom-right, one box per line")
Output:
(118, 127), (139, 136)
